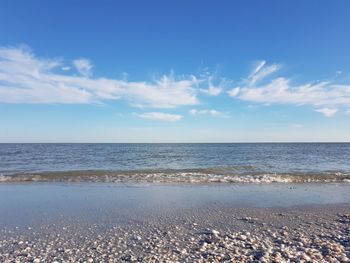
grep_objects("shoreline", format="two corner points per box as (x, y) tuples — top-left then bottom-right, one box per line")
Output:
(0, 183), (349, 262)
(1, 203), (349, 262)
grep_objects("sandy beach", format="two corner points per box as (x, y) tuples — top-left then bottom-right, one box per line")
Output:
(2, 0), (350, 260)
(0, 183), (349, 262)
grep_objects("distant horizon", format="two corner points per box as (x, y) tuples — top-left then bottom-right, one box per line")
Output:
(1, 141), (350, 144)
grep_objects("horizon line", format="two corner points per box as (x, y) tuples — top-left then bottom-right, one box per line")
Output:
(1, 141), (350, 144)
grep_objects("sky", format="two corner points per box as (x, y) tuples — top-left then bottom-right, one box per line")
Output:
(1, 0), (350, 142)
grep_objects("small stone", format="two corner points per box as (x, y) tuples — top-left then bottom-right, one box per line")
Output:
(202, 228), (220, 236)
(338, 255), (350, 263)
(302, 254), (311, 261)
(239, 234), (247, 241)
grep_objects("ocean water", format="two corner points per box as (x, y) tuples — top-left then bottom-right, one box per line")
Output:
(1, 143), (350, 183)
(1, 183), (350, 228)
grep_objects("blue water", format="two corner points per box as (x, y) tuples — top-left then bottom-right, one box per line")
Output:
(1, 143), (350, 175)
(1, 183), (350, 227)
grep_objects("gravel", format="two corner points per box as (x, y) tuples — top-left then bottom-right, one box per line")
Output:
(0, 205), (349, 262)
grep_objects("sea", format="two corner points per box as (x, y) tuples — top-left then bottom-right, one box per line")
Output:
(1, 143), (350, 183)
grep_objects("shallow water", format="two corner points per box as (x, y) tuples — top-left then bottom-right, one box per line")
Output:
(1, 183), (350, 228)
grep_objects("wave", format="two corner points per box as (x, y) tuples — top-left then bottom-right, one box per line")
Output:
(1, 168), (350, 183)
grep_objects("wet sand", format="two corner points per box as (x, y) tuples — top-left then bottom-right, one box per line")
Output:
(0, 183), (349, 262)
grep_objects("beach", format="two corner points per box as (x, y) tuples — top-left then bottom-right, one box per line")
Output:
(1, 143), (350, 262)
(2, 0), (350, 261)
(0, 183), (349, 262)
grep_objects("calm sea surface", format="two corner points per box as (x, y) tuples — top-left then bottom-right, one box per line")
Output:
(1, 143), (350, 176)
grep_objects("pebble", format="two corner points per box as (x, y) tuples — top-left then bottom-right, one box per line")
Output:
(0, 209), (349, 263)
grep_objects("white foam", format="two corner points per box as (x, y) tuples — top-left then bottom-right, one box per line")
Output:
(1, 171), (350, 184)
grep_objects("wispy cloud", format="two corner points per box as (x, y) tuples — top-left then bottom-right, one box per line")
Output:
(200, 85), (222, 96)
(135, 112), (183, 122)
(198, 71), (231, 96)
(2, 45), (350, 119)
(227, 87), (240, 97)
(246, 60), (281, 86)
(315, 107), (338, 117)
(73, 58), (93, 77)
(229, 61), (350, 117)
(0, 45), (204, 108)
(189, 109), (229, 118)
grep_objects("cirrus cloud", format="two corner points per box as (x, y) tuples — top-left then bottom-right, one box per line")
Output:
(135, 112), (183, 122)
(315, 107), (338, 117)
(2, 45), (350, 118)
(200, 85), (222, 96)
(228, 61), (350, 117)
(189, 109), (229, 118)
(73, 58), (93, 77)
(0, 45), (203, 108)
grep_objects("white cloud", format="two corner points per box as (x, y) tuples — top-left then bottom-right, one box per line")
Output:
(249, 61), (266, 77)
(200, 85), (222, 96)
(238, 78), (350, 108)
(246, 60), (281, 86)
(231, 61), (350, 117)
(136, 112), (183, 122)
(189, 109), (229, 118)
(2, 46), (350, 118)
(0, 46), (202, 108)
(124, 75), (199, 108)
(73, 58), (93, 77)
(227, 87), (240, 97)
(198, 71), (230, 96)
(315, 107), (338, 117)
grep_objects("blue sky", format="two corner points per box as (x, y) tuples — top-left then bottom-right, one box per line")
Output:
(1, 0), (350, 142)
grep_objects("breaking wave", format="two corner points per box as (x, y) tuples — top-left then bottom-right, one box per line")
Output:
(1, 168), (350, 184)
